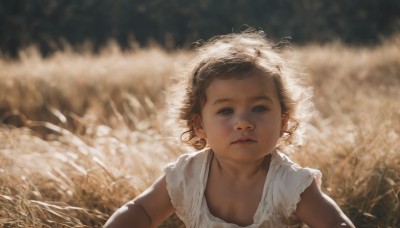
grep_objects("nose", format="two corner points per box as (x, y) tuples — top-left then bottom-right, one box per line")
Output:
(234, 113), (254, 131)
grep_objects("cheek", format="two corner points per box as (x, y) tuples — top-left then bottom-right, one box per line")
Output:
(204, 118), (231, 135)
(256, 117), (282, 135)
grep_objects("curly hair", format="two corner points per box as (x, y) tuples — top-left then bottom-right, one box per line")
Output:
(168, 30), (313, 152)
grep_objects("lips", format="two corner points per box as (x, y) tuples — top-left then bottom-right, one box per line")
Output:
(232, 137), (256, 144)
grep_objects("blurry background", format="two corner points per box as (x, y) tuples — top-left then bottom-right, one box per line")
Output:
(0, 1), (399, 227)
(1, 0), (400, 57)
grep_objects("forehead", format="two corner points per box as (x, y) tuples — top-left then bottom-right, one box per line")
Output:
(205, 73), (279, 102)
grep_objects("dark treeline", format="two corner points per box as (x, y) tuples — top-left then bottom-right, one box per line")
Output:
(1, 0), (400, 57)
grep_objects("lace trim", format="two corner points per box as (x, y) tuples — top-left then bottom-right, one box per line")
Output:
(164, 164), (186, 223)
(287, 169), (322, 217)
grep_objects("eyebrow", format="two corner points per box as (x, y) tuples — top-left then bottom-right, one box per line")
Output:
(212, 96), (274, 105)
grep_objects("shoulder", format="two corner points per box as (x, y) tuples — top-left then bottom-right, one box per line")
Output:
(273, 151), (322, 186)
(164, 149), (209, 192)
(163, 148), (211, 221)
(271, 151), (322, 218)
(164, 149), (208, 174)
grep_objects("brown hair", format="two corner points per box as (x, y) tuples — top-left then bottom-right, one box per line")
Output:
(169, 30), (313, 152)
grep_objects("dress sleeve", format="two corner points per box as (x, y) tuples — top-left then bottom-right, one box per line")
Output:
(272, 164), (322, 219)
(164, 152), (204, 223)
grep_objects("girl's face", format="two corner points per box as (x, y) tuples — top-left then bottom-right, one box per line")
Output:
(195, 73), (286, 164)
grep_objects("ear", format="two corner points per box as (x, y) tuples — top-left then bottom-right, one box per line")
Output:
(193, 114), (206, 139)
(280, 114), (289, 137)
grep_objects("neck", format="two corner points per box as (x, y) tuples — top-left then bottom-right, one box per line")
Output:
(211, 152), (271, 180)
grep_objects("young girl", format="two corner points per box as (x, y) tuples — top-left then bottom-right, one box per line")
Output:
(105, 30), (354, 227)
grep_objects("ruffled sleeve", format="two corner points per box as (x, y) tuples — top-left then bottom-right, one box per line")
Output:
(164, 151), (207, 224)
(271, 153), (322, 220)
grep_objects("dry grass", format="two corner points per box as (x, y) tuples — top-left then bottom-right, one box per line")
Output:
(0, 36), (399, 227)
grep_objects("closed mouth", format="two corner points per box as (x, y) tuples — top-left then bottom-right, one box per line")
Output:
(232, 138), (256, 144)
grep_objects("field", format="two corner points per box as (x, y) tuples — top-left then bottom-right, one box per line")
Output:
(1, 37), (399, 227)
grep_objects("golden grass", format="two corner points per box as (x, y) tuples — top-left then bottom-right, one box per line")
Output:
(1, 37), (399, 227)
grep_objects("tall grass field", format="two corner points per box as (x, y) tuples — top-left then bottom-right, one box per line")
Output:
(1, 37), (399, 227)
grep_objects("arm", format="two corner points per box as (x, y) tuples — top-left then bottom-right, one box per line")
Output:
(295, 179), (355, 228)
(104, 175), (175, 228)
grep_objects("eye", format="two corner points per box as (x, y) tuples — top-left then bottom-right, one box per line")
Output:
(252, 105), (268, 112)
(217, 108), (233, 115)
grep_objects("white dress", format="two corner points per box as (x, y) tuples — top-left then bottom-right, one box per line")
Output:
(164, 149), (322, 227)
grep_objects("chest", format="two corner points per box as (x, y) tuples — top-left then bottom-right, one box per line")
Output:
(204, 172), (266, 226)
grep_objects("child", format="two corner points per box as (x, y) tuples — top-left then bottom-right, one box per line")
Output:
(105, 30), (354, 227)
